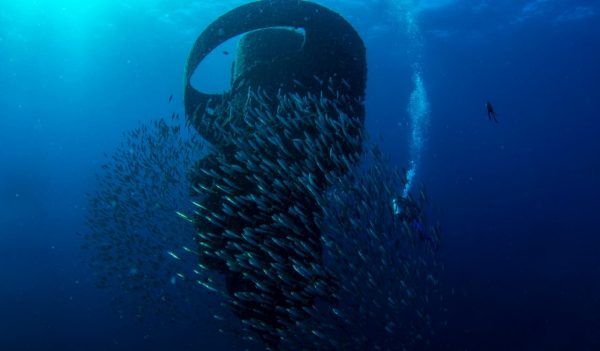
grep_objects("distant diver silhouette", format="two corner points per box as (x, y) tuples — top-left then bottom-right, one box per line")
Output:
(486, 100), (498, 123)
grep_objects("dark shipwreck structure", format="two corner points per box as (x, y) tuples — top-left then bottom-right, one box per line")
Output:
(183, 0), (367, 347)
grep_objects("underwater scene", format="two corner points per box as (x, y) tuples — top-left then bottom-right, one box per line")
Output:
(1, 0), (599, 350)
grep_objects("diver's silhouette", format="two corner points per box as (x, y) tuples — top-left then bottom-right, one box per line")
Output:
(486, 100), (498, 123)
(392, 196), (437, 249)
(392, 197), (421, 223)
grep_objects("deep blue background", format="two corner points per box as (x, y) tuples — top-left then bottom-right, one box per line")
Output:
(1, 0), (599, 350)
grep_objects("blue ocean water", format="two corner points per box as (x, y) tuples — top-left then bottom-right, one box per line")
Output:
(1, 0), (599, 350)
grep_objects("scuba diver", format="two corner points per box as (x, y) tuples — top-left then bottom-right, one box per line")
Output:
(392, 196), (438, 249)
(486, 100), (498, 123)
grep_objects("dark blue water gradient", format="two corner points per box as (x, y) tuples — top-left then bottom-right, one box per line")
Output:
(1, 1), (599, 350)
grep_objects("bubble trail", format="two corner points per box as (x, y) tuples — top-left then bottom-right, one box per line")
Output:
(404, 69), (430, 198)
(391, 0), (432, 198)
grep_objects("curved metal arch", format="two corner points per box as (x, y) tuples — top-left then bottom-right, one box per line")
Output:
(184, 0), (366, 119)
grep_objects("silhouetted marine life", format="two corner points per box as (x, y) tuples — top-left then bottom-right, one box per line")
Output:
(486, 100), (498, 123)
(301, 146), (442, 350)
(179, 89), (443, 349)
(84, 116), (207, 323)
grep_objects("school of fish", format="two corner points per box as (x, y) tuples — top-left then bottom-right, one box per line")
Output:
(84, 84), (443, 350)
